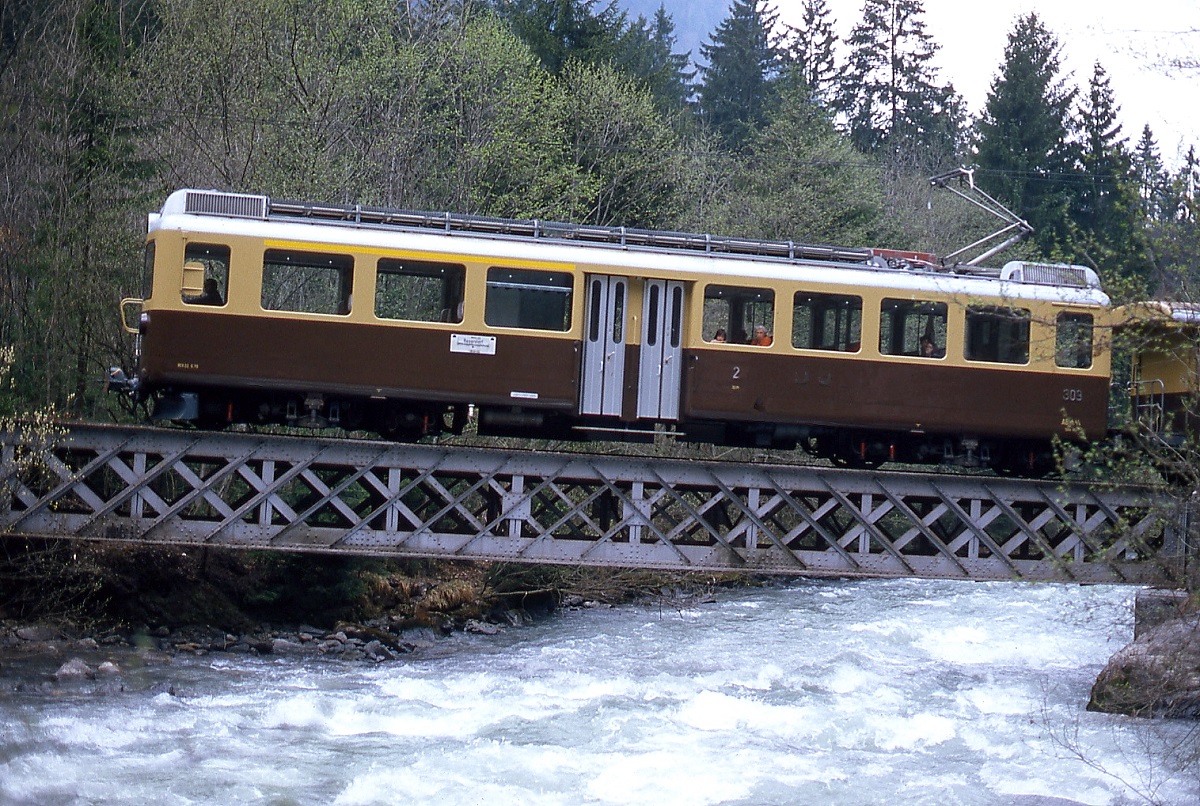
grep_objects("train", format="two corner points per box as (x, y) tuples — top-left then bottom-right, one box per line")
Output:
(110, 188), (1123, 475)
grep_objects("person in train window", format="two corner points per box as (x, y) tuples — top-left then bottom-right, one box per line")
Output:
(750, 325), (773, 347)
(193, 277), (224, 306)
(919, 336), (943, 358)
(712, 328), (727, 343)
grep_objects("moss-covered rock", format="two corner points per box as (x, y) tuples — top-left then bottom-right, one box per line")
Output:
(1088, 616), (1200, 718)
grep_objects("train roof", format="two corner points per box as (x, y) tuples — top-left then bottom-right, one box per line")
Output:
(151, 189), (1110, 307)
(1114, 300), (1200, 327)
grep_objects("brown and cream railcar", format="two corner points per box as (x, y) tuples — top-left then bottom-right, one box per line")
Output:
(1121, 302), (1200, 446)
(115, 189), (1111, 472)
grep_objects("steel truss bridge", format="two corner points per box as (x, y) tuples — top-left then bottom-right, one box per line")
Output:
(0, 424), (1188, 585)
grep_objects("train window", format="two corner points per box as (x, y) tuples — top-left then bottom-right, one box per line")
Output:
(647, 284), (660, 346)
(880, 298), (947, 358)
(588, 280), (603, 342)
(703, 284), (774, 345)
(1056, 312), (1094, 368)
(612, 282), (625, 342)
(485, 267), (572, 331)
(792, 292), (862, 352)
(965, 306), (1030, 364)
(670, 285), (683, 348)
(182, 243), (230, 307)
(142, 242), (155, 300)
(261, 249), (353, 315)
(375, 259), (465, 323)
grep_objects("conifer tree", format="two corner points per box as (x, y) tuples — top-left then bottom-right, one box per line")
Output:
(618, 5), (696, 112)
(782, 0), (839, 106)
(1073, 62), (1150, 280)
(1175, 146), (1199, 221)
(698, 0), (782, 148)
(973, 13), (1079, 256)
(837, 0), (962, 161)
(1132, 125), (1170, 222)
(492, 0), (629, 74)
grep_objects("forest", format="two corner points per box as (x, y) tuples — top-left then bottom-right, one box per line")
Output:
(0, 0), (1197, 421)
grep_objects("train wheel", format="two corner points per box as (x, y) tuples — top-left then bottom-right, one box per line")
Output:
(828, 433), (884, 469)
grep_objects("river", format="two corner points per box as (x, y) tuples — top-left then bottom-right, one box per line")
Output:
(2, 578), (1197, 805)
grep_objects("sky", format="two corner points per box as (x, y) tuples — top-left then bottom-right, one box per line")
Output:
(622, 0), (1200, 165)
(797, 0), (1200, 163)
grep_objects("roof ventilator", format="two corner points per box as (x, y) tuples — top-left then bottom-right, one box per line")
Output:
(185, 190), (267, 219)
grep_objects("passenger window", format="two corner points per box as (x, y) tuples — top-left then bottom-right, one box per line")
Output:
(143, 242), (156, 300)
(703, 284), (774, 345)
(965, 306), (1030, 364)
(182, 243), (230, 306)
(880, 298), (947, 358)
(793, 292), (862, 352)
(261, 249), (353, 315)
(485, 267), (572, 331)
(1056, 312), (1094, 368)
(375, 259), (465, 323)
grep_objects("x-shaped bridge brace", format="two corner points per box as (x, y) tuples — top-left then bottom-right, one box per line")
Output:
(0, 424), (1183, 584)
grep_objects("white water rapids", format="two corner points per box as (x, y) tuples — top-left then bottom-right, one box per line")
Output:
(2, 578), (1197, 805)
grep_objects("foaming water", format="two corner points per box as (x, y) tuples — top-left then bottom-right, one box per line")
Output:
(2, 579), (1196, 805)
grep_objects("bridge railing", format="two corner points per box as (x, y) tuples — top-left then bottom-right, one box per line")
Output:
(0, 423), (1184, 585)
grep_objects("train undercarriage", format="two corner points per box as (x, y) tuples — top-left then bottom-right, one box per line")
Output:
(134, 382), (1057, 476)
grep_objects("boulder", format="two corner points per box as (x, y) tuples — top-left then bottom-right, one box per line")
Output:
(17, 625), (56, 642)
(363, 640), (396, 661)
(1088, 615), (1200, 718)
(464, 619), (500, 635)
(54, 658), (94, 681)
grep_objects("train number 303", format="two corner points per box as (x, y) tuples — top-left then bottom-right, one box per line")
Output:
(1062, 388), (1084, 402)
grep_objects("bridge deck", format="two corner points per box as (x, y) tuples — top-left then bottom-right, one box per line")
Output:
(0, 424), (1183, 585)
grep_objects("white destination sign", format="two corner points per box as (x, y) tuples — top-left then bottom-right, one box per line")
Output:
(450, 334), (497, 355)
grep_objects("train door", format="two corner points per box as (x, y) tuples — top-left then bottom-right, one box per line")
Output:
(637, 279), (685, 420)
(579, 275), (628, 416)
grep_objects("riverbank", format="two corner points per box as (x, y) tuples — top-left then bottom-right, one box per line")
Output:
(0, 542), (745, 688)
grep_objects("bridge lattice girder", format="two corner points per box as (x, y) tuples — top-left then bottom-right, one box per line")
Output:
(0, 424), (1183, 585)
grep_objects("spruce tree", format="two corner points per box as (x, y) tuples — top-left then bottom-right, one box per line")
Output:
(782, 0), (839, 107)
(1074, 62), (1150, 280)
(492, 0), (629, 74)
(617, 5), (696, 112)
(698, 0), (782, 148)
(973, 12), (1079, 256)
(837, 0), (962, 161)
(1132, 125), (1170, 222)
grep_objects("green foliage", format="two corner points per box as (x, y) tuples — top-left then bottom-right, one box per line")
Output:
(140, 0), (405, 200)
(973, 13), (1079, 257)
(698, 0), (782, 148)
(837, 0), (963, 165)
(1070, 62), (1154, 288)
(0, 1), (151, 416)
(780, 0), (839, 108)
(411, 16), (580, 216)
(614, 5), (696, 114)
(699, 86), (883, 245)
(491, 0), (629, 74)
(556, 60), (682, 225)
